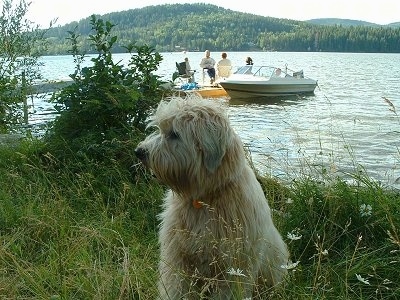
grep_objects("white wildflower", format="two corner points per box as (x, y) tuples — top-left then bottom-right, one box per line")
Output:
(359, 204), (372, 217)
(383, 279), (392, 285)
(281, 260), (300, 270)
(226, 268), (246, 277)
(286, 198), (293, 204)
(287, 231), (302, 241)
(356, 274), (370, 285)
(321, 249), (329, 256)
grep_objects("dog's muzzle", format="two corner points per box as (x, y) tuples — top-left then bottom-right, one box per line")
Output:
(134, 146), (148, 162)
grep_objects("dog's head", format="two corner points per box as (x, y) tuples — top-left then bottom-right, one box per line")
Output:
(135, 96), (245, 196)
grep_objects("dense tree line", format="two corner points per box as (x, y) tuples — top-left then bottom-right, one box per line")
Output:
(42, 3), (400, 54)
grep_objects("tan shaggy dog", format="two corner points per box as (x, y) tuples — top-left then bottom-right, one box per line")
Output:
(135, 96), (289, 299)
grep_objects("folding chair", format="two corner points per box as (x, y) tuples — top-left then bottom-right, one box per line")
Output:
(172, 62), (195, 84)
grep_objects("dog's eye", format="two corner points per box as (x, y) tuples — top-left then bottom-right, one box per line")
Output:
(167, 131), (179, 140)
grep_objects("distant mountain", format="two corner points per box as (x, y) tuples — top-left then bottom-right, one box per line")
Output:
(306, 18), (399, 27)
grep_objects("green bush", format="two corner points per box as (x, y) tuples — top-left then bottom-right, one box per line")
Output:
(45, 15), (163, 161)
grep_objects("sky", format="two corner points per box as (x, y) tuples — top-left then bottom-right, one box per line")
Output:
(26, 0), (400, 28)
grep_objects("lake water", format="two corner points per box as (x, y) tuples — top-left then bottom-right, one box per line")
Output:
(32, 52), (400, 188)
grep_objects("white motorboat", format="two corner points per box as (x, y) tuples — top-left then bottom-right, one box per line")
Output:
(218, 65), (317, 99)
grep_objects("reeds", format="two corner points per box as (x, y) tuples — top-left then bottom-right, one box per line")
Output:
(383, 96), (397, 115)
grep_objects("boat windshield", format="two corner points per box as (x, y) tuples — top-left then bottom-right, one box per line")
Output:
(235, 66), (254, 74)
(253, 66), (276, 77)
(233, 65), (306, 79)
(234, 66), (277, 77)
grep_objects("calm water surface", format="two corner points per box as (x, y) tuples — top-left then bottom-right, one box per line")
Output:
(34, 52), (400, 188)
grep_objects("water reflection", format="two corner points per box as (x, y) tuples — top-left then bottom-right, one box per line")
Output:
(228, 94), (315, 106)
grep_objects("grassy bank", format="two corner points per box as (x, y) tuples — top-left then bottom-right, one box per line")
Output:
(0, 139), (399, 299)
(0, 139), (164, 298)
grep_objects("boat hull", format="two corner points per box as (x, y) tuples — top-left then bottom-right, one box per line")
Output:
(219, 79), (317, 98)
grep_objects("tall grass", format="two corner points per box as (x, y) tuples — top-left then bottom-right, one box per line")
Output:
(0, 135), (399, 298)
(0, 139), (164, 298)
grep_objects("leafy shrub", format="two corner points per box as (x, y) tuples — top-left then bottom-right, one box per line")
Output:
(45, 15), (163, 161)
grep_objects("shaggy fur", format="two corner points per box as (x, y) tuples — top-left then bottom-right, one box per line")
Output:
(135, 96), (289, 299)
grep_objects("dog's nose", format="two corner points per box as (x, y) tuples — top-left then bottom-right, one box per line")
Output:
(134, 147), (148, 160)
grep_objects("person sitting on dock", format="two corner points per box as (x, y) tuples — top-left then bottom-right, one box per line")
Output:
(217, 52), (232, 78)
(200, 50), (216, 84)
(184, 57), (195, 81)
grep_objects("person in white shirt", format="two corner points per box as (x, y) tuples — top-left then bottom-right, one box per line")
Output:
(216, 52), (232, 78)
(200, 50), (216, 84)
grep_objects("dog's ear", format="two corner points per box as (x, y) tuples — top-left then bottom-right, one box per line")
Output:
(181, 100), (233, 174)
(202, 134), (225, 173)
(200, 120), (233, 174)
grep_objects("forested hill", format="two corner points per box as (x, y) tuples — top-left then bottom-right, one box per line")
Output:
(43, 3), (400, 55)
(306, 18), (400, 28)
